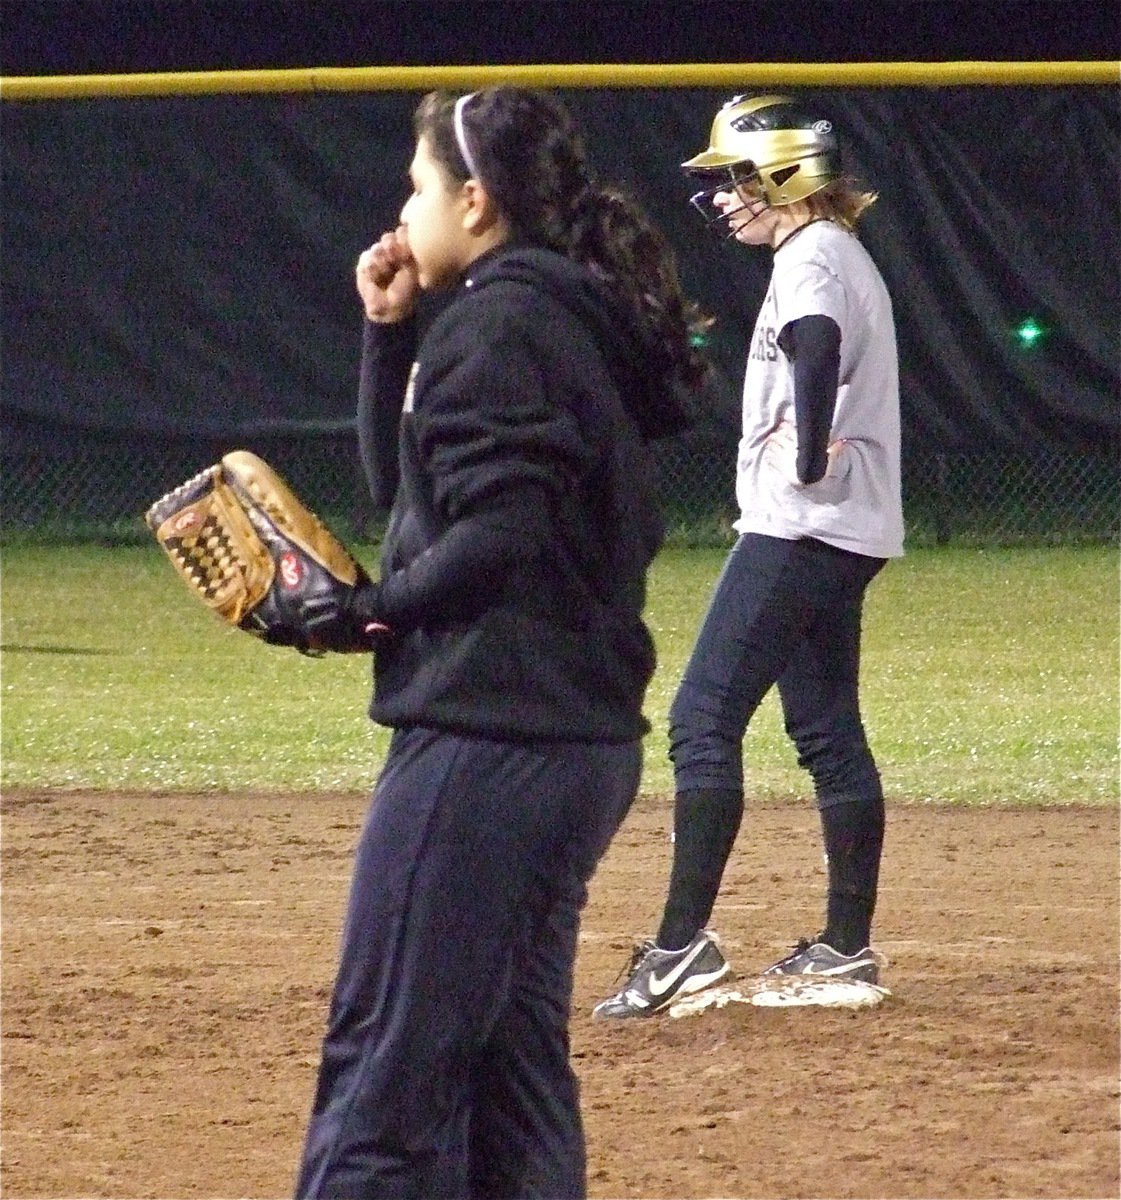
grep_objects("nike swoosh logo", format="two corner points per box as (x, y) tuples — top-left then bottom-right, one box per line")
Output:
(802, 960), (872, 976)
(648, 940), (711, 996)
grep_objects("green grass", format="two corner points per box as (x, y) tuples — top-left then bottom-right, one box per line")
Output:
(2, 542), (1117, 804)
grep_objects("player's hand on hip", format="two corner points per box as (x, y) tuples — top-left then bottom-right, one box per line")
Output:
(356, 226), (420, 323)
(763, 420), (801, 486)
(824, 436), (849, 479)
(764, 420), (849, 488)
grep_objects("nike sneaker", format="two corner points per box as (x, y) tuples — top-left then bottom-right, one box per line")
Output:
(591, 930), (729, 1018)
(761, 936), (881, 985)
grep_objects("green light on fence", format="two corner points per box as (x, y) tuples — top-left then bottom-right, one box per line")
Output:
(1014, 317), (1046, 348)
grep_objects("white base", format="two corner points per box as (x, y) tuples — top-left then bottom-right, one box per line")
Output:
(669, 977), (891, 1017)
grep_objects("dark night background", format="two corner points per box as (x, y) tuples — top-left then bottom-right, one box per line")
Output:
(3, 0), (1118, 73)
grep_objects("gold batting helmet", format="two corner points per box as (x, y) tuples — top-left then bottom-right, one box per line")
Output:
(682, 94), (842, 207)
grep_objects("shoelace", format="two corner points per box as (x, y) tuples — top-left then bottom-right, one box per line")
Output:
(783, 935), (818, 961)
(614, 939), (655, 984)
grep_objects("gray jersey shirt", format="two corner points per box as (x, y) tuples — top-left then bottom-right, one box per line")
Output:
(734, 220), (904, 558)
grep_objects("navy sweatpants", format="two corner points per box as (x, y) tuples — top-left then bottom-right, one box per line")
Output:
(295, 726), (640, 1200)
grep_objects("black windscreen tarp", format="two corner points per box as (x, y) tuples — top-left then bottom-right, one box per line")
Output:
(3, 86), (1118, 451)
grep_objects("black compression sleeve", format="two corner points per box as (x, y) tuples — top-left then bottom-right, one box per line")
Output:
(357, 318), (417, 510)
(777, 314), (841, 485)
(372, 485), (553, 631)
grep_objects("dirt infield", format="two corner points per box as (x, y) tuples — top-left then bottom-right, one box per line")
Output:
(3, 788), (1118, 1199)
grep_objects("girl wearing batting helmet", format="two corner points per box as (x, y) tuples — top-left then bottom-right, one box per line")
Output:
(595, 94), (904, 1019)
(295, 88), (706, 1197)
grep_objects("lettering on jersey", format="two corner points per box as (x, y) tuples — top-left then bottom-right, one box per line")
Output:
(750, 324), (779, 362)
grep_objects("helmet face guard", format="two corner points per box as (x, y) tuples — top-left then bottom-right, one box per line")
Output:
(682, 94), (842, 233)
(686, 164), (770, 239)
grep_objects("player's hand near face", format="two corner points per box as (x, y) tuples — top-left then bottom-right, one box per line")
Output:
(356, 226), (420, 323)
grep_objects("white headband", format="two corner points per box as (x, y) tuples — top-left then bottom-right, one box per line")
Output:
(453, 92), (482, 181)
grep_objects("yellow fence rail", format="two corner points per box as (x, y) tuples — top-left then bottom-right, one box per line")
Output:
(2, 60), (1118, 100)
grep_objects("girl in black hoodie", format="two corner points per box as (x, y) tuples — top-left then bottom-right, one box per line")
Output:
(295, 88), (706, 1199)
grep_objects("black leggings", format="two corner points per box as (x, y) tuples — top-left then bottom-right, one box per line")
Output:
(669, 532), (885, 809)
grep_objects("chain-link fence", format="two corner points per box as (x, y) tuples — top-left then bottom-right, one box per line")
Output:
(1, 422), (1117, 547)
(659, 429), (1119, 545)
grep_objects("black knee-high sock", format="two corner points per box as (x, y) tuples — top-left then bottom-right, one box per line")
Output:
(820, 795), (885, 954)
(656, 787), (744, 951)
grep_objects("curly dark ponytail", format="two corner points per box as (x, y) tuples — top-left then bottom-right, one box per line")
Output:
(563, 187), (711, 389)
(415, 88), (710, 390)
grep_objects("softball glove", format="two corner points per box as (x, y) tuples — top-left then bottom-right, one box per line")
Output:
(145, 449), (382, 655)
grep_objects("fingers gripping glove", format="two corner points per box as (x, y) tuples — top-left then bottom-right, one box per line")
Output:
(144, 450), (387, 655)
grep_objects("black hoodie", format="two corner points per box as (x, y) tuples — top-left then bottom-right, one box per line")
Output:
(356, 243), (689, 742)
